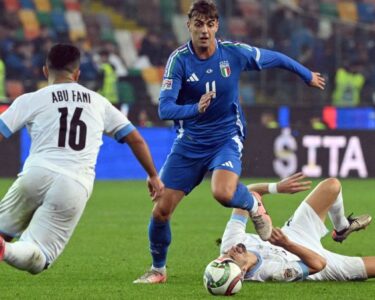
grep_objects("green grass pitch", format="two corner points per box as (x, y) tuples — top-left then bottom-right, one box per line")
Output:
(0, 178), (374, 299)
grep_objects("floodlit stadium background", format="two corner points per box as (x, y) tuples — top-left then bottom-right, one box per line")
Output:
(1, 0), (375, 179)
(1, 2), (375, 299)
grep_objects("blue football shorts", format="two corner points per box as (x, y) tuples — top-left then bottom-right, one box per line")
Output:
(160, 136), (243, 194)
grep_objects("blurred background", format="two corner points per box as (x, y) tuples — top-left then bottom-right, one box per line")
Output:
(1, 0), (375, 178)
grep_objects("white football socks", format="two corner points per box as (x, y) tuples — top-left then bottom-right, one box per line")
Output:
(328, 189), (350, 232)
(4, 241), (46, 274)
(250, 194), (259, 215)
(152, 266), (166, 274)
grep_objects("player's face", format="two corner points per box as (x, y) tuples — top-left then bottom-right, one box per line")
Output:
(188, 15), (218, 50)
(224, 243), (257, 272)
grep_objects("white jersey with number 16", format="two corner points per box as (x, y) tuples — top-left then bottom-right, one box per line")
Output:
(0, 82), (134, 191)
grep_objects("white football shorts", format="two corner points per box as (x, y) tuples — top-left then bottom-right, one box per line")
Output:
(282, 201), (367, 281)
(0, 167), (91, 266)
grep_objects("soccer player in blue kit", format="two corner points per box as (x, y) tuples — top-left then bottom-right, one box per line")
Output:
(134, 0), (326, 283)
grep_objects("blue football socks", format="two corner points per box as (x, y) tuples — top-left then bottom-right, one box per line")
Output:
(148, 217), (171, 268)
(226, 182), (255, 211)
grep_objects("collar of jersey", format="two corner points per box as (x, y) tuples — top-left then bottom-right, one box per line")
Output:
(187, 39), (219, 61)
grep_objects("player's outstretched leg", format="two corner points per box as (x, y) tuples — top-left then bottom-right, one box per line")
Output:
(332, 214), (372, 243)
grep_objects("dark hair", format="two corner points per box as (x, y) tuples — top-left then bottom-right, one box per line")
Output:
(188, 0), (219, 20)
(46, 43), (80, 72)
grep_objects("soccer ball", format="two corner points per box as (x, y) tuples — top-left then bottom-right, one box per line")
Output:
(203, 258), (243, 296)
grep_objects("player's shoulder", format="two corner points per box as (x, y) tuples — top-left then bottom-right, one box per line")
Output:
(12, 90), (38, 105)
(164, 43), (191, 76)
(74, 83), (113, 107)
(69, 83), (103, 98)
(218, 39), (258, 54)
(167, 43), (192, 63)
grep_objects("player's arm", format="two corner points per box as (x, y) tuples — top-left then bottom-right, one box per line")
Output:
(159, 91), (215, 120)
(119, 129), (164, 200)
(240, 44), (324, 90)
(220, 211), (249, 254)
(158, 51), (215, 120)
(0, 94), (32, 140)
(258, 48), (325, 90)
(269, 227), (326, 275)
(247, 172), (311, 196)
(158, 52), (199, 120)
(159, 96), (199, 120)
(104, 103), (164, 199)
(231, 173), (311, 223)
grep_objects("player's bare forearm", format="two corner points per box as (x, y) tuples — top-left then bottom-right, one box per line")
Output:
(247, 172), (311, 196)
(247, 182), (269, 196)
(0, 133), (3, 142)
(122, 130), (158, 177)
(123, 130), (164, 199)
(269, 228), (326, 274)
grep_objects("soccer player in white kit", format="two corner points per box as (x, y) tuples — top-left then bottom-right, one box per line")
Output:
(216, 173), (375, 282)
(0, 44), (164, 274)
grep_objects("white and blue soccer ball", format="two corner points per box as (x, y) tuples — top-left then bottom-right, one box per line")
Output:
(203, 258), (243, 296)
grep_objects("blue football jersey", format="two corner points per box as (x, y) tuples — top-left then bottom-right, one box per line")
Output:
(159, 39), (311, 152)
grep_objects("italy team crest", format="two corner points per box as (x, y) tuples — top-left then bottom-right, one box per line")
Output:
(220, 61), (231, 78)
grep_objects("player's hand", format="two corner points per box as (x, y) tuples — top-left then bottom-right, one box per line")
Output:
(309, 72), (325, 90)
(198, 91), (215, 113)
(276, 172), (311, 194)
(269, 227), (290, 248)
(147, 175), (165, 201)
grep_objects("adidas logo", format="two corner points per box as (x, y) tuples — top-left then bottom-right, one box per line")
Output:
(221, 161), (234, 168)
(187, 73), (199, 82)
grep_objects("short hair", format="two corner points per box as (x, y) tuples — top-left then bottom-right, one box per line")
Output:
(188, 0), (219, 20)
(46, 43), (80, 72)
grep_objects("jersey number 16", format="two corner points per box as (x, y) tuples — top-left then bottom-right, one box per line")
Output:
(58, 107), (87, 151)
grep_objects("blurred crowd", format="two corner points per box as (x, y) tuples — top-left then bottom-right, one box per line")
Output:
(0, 0), (374, 127)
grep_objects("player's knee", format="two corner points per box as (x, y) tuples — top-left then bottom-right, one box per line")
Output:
(321, 178), (341, 196)
(212, 188), (234, 205)
(152, 206), (173, 222)
(28, 247), (48, 275)
(28, 265), (45, 275)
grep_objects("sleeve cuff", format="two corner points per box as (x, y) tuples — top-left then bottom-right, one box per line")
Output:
(0, 119), (12, 138)
(230, 214), (249, 225)
(114, 123), (136, 142)
(297, 261), (309, 280)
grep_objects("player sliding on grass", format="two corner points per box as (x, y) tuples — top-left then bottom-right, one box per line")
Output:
(216, 173), (373, 281)
(135, 0), (325, 283)
(0, 44), (164, 274)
